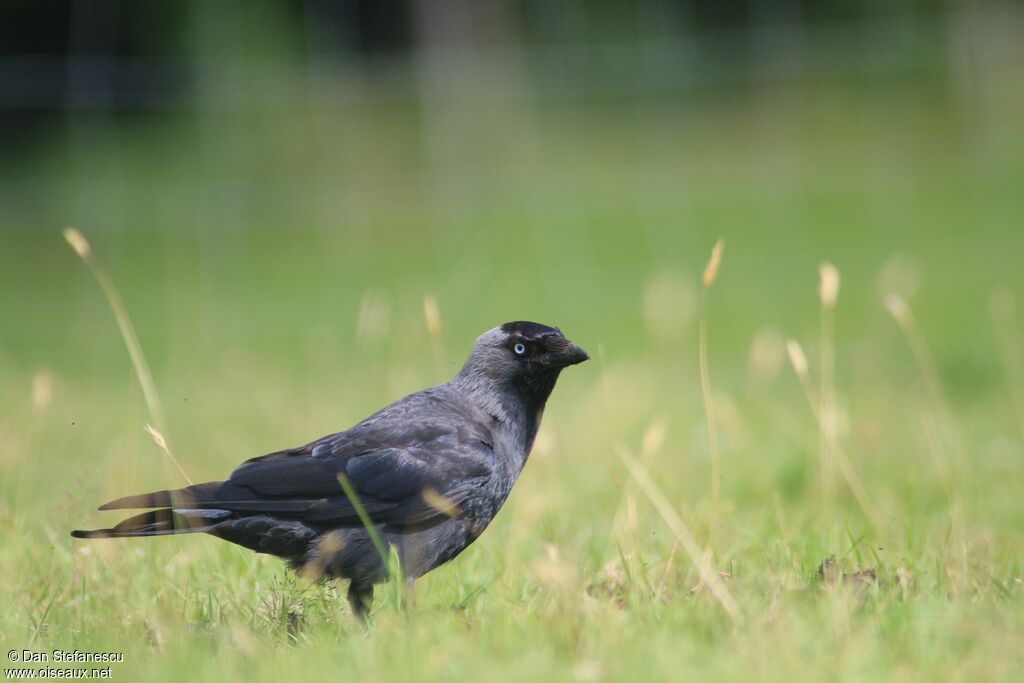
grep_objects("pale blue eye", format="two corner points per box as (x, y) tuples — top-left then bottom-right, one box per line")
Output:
(514, 343), (526, 356)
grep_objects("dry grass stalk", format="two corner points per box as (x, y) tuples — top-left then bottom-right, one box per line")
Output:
(23, 371), (55, 464)
(699, 239), (724, 537)
(610, 419), (667, 548)
(819, 263), (840, 517)
(31, 372), (53, 411)
(63, 228), (91, 259)
(64, 227), (190, 484)
(919, 410), (965, 562)
(885, 294), (963, 465)
(144, 424), (192, 486)
(785, 339), (884, 538)
(819, 263), (840, 309)
(616, 445), (742, 625)
(988, 286), (1024, 442)
(423, 294), (446, 382)
(786, 340), (809, 378)
(641, 419), (667, 461)
(421, 487), (461, 518)
(702, 239), (724, 288)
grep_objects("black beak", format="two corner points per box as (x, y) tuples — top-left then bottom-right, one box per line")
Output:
(546, 340), (590, 368)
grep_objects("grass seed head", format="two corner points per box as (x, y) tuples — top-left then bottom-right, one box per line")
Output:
(885, 293), (910, 323)
(819, 262), (840, 309)
(702, 239), (724, 288)
(144, 423), (169, 453)
(63, 227), (91, 260)
(31, 372), (53, 411)
(786, 339), (809, 378)
(641, 419), (667, 458)
(423, 294), (442, 337)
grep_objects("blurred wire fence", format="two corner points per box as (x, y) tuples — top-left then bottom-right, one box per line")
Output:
(1, 0), (1022, 237)
(2, 2), (1021, 109)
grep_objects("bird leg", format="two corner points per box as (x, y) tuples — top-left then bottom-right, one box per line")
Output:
(347, 582), (373, 624)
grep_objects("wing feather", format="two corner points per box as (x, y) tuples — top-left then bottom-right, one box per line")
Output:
(94, 390), (495, 527)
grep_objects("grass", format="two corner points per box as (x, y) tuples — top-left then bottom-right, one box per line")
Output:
(1, 53), (1024, 681)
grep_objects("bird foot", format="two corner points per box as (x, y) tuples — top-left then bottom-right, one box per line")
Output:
(347, 582), (373, 625)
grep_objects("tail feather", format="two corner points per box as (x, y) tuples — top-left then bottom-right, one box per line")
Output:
(74, 479), (320, 540)
(97, 482), (226, 510)
(71, 508), (231, 539)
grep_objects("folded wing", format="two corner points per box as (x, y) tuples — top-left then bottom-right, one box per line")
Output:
(91, 424), (494, 528)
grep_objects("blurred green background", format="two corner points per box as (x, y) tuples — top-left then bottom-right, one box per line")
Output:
(2, 1), (1024, 681)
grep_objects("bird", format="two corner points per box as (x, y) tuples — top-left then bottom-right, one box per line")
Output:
(71, 321), (589, 620)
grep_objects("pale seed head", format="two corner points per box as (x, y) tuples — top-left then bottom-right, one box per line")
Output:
(641, 419), (667, 458)
(63, 227), (91, 260)
(144, 423), (169, 453)
(786, 339), (809, 378)
(702, 239), (724, 289)
(32, 372), (53, 410)
(885, 294), (909, 323)
(819, 262), (840, 309)
(423, 294), (442, 337)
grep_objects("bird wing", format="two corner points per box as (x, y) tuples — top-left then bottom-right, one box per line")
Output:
(98, 392), (496, 528)
(227, 434), (494, 525)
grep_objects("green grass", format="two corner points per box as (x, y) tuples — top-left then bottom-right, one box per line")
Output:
(2, 57), (1024, 681)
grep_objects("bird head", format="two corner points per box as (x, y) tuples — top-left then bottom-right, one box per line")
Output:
(457, 321), (589, 390)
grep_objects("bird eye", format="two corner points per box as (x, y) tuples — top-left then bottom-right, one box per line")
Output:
(513, 342), (526, 356)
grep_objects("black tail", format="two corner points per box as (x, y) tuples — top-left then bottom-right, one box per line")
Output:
(71, 507), (233, 539)
(95, 481), (228, 511)
(71, 482), (234, 539)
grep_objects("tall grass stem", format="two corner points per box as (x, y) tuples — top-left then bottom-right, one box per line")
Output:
(64, 227), (192, 485)
(617, 445), (742, 625)
(699, 239), (723, 540)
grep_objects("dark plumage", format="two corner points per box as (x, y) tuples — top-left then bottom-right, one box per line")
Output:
(71, 321), (588, 620)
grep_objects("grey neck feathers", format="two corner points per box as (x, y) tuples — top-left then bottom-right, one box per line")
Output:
(452, 365), (561, 467)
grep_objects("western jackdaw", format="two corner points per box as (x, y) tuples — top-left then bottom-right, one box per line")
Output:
(72, 321), (589, 620)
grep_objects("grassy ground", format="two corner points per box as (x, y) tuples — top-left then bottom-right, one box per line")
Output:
(2, 56), (1024, 681)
